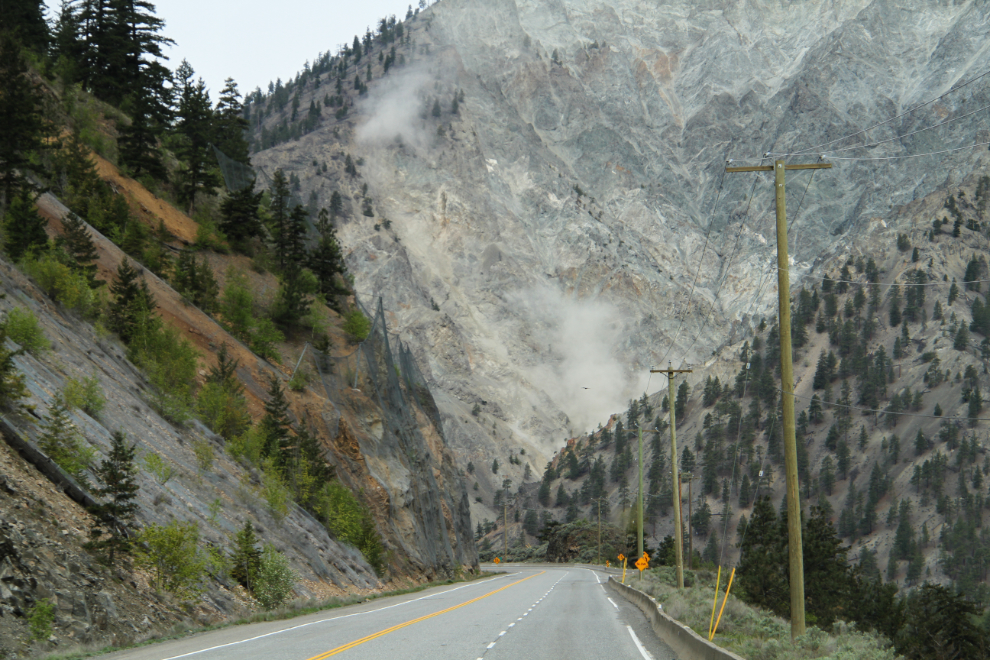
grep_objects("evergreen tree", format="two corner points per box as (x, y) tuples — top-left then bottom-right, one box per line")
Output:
(87, 430), (139, 567)
(737, 496), (788, 616)
(174, 60), (220, 210)
(213, 77), (250, 164)
(675, 380), (689, 423)
(5, 0), (50, 53)
(898, 585), (988, 660)
(230, 520), (262, 592)
(260, 373), (292, 464)
(57, 213), (100, 286)
(309, 208), (348, 295)
(219, 184), (264, 247)
(107, 258), (154, 342)
(802, 505), (853, 628)
(0, 33), (49, 199)
(4, 189), (49, 261)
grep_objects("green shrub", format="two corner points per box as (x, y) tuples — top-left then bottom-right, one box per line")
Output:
(287, 369), (309, 391)
(62, 374), (105, 416)
(227, 425), (266, 467)
(6, 307), (49, 354)
(38, 399), (96, 485)
(254, 544), (298, 610)
(135, 519), (207, 596)
(342, 308), (371, 342)
(0, 317), (28, 409)
(144, 452), (175, 485)
(261, 458), (290, 522)
(251, 318), (284, 363)
(192, 438), (214, 473)
(196, 381), (251, 440)
(22, 253), (96, 316)
(27, 598), (55, 641)
(220, 267), (254, 341)
(128, 314), (199, 421)
(316, 480), (385, 574)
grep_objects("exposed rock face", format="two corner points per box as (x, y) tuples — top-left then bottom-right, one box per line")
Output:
(0, 182), (477, 650)
(252, 0), (990, 524)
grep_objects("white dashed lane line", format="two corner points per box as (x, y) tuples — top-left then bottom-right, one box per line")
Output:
(627, 625), (655, 660)
(607, 597), (619, 610)
(477, 572), (567, 656)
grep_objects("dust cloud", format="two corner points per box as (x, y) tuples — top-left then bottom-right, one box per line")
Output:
(355, 65), (433, 152)
(512, 286), (651, 436)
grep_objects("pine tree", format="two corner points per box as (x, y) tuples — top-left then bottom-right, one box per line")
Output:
(260, 373), (292, 464)
(737, 496), (788, 616)
(802, 505), (853, 628)
(213, 78), (251, 164)
(309, 208), (348, 296)
(230, 520), (262, 592)
(87, 430), (139, 567)
(0, 32), (50, 199)
(675, 380), (689, 423)
(108, 258), (152, 341)
(174, 60), (220, 210)
(4, 189), (49, 261)
(219, 185), (264, 247)
(58, 213), (100, 286)
(6, 0), (50, 53)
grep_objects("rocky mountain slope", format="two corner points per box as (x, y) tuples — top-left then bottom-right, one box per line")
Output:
(0, 153), (476, 654)
(249, 0), (990, 538)
(505, 167), (990, 591)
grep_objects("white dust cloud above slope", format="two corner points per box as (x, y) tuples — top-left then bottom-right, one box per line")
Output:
(355, 65), (434, 152)
(512, 286), (650, 435)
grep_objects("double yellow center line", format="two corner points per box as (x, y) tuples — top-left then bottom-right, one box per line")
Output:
(304, 571), (544, 659)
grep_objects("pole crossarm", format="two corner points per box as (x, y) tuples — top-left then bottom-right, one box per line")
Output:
(724, 163), (832, 173)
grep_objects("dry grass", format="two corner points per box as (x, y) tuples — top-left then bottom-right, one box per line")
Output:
(632, 567), (900, 660)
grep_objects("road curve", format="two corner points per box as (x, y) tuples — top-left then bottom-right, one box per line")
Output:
(96, 566), (676, 660)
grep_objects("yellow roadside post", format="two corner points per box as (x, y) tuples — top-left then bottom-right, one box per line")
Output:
(619, 554), (627, 583)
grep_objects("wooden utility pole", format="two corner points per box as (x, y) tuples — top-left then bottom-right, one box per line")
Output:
(502, 479), (511, 558)
(651, 363), (692, 589)
(637, 427), (644, 558)
(597, 497), (603, 564)
(725, 158), (832, 639)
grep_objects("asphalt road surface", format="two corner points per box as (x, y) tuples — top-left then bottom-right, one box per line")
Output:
(98, 565), (677, 660)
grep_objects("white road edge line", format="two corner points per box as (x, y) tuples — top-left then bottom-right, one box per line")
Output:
(487, 642), (496, 649)
(160, 574), (512, 660)
(607, 597), (619, 610)
(627, 625), (655, 660)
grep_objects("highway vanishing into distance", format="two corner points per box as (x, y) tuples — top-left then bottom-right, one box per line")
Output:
(100, 565), (676, 660)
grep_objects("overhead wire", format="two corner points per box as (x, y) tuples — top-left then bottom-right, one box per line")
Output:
(769, 100), (990, 157)
(781, 388), (990, 423)
(671, 159), (771, 367)
(788, 67), (990, 156)
(657, 156), (730, 367)
(822, 140), (990, 161)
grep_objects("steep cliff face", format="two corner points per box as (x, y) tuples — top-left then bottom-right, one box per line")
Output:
(0, 160), (476, 651)
(251, 0), (990, 525)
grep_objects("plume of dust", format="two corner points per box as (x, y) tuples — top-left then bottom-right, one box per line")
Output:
(513, 286), (650, 436)
(355, 65), (434, 152)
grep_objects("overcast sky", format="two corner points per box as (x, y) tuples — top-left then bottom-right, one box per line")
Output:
(44, 0), (417, 99)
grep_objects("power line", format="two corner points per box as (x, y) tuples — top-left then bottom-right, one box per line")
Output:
(790, 68), (990, 156)
(823, 140), (990, 161)
(771, 101), (990, 157)
(658, 157), (730, 367)
(669, 159), (776, 367)
(781, 387), (990, 422)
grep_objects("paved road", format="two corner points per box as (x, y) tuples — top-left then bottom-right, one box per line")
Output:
(98, 565), (676, 660)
